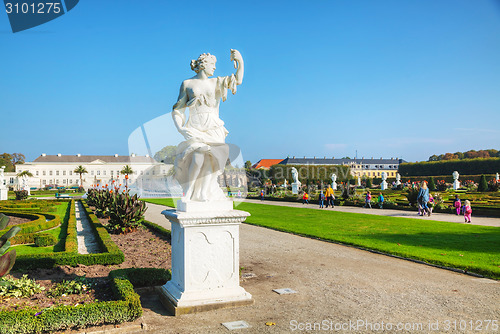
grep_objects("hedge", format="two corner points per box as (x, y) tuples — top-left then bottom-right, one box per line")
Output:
(399, 158), (500, 176)
(0, 267), (170, 334)
(13, 200), (124, 269)
(269, 164), (351, 183)
(141, 219), (171, 240)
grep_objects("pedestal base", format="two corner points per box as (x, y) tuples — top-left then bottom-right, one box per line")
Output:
(380, 181), (388, 190)
(160, 208), (253, 316)
(453, 181), (460, 190)
(292, 183), (300, 194)
(0, 188), (7, 201)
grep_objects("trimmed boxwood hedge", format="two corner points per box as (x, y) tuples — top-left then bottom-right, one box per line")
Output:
(0, 267), (170, 334)
(141, 219), (171, 240)
(399, 158), (500, 176)
(13, 200), (124, 269)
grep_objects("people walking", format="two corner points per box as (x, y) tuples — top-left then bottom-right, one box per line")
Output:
(364, 191), (372, 208)
(260, 189), (264, 201)
(318, 191), (325, 208)
(325, 185), (335, 208)
(417, 181), (430, 216)
(378, 193), (384, 209)
(302, 192), (309, 205)
(463, 200), (472, 223)
(453, 195), (461, 215)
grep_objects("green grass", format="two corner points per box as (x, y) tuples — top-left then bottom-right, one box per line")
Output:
(141, 198), (178, 207)
(237, 202), (500, 279)
(11, 201), (70, 255)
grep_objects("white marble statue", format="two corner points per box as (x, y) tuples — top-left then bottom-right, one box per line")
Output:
(0, 166), (6, 201)
(331, 173), (338, 190)
(380, 171), (388, 190)
(496, 173), (499, 182)
(395, 173), (401, 186)
(452, 170), (460, 190)
(0, 166), (5, 189)
(172, 49), (244, 203)
(283, 179), (287, 188)
(291, 167), (301, 194)
(357, 176), (361, 187)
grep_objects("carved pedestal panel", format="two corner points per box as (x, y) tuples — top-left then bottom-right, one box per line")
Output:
(159, 208), (253, 315)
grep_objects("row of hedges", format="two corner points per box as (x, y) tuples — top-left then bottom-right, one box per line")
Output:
(13, 200), (124, 269)
(0, 267), (170, 334)
(268, 164), (351, 183)
(399, 158), (500, 176)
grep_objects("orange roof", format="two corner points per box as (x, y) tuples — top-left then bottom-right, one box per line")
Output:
(252, 159), (284, 169)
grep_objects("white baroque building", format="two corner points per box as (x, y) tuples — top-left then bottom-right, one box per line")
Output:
(15, 153), (170, 189)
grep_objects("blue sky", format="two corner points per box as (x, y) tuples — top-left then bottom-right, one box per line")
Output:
(1, 0), (499, 164)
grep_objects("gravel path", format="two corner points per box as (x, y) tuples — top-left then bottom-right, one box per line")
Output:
(75, 201), (101, 254)
(136, 202), (500, 334)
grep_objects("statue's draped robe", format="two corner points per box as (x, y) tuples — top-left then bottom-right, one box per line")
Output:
(173, 75), (237, 201)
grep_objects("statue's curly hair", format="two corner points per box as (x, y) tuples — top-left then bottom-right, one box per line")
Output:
(190, 53), (217, 73)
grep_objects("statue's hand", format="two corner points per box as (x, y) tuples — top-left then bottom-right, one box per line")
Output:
(230, 49), (242, 68)
(180, 127), (203, 141)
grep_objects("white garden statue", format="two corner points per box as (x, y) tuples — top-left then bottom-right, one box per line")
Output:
(380, 171), (388, 190)
(395, 173), (401, 186)
(291, 167), (301, 194)
(496, 173), (499, 182)
(0, 166), (6, 201)
(331, 173), (337, 190)
(172, 49), (244, 204)
(452, 171), (460, 190)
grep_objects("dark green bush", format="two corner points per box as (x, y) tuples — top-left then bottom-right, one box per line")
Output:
(14, 190), (28, 200)
(399, 158), (500, 176)
(34, 234), (57, 247)
(478, 174), (488, 192)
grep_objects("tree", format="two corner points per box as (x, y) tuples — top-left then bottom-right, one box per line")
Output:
(120, 165), (134, 190)
(154, 145), (177, 164)
(16, 170), (33, 190)
(0, 154), (14, 172)
(428, 176), (436, 191)
(244, 160), (252, 170)
(74, 165), (88, 188)
(366, 178), (372, 188)
(11, 153), (25, 165)
(478, 174), (488, 192)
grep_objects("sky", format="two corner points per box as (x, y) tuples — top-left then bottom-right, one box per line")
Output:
(0, 0), (499, 164)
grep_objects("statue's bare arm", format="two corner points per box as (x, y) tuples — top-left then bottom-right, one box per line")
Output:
(230, 49), (244, 85)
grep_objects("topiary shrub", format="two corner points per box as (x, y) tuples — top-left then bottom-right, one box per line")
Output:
(14, 190), (28, 200)
(428, 176), (436, 191)
(478, 174), (488, 192)
(34, 233), (58, 247)
(366, 178), (372, 188)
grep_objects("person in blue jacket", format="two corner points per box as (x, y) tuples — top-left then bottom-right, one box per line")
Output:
(417, 181), (430, 216)
(378, 193), (384, 209)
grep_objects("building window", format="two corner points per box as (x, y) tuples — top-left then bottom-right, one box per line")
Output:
(69, 171), (72, 175)
(36, 171), (39, 176)
(42, 180), (46, 185)
(56, 171), (59, 176)
(63, 171), (66, 176)
(111, 170), (114, 175)
(91, 171), (94, 176)
(103, 170), (106, 176)
(63, 179), (66, 184)
(49, 171), (53, 176)
(43, 171), (46, 176)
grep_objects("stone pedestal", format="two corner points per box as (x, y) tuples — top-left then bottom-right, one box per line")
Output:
(453, 180), (460, 190)
(332, 182), (337, 190)
(0, 188), (7, 201)
(159, 204), (253, 315)
(380, 181), (388, 190)
(292, 183), (300, 194)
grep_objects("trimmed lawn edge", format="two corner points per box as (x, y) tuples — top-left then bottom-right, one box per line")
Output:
(245, 220), (498, 280)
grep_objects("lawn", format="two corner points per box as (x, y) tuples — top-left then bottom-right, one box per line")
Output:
(139, 198), (500, 279)
(236, 202), (500, 279)
(141, 198), (178, 208)
(10, 201), (70, 255)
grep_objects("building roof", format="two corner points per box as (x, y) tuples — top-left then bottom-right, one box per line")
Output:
(279, 157), (406, 165)
(32, 154), (157, 164)
(252, 159), (284, 169)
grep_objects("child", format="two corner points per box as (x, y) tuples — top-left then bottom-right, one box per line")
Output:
(318, 191), (325, 208)
(453, 195), (461, 215)
(302, 192), (309, 205)
(378, 193), (384, 209)
(463, 200), (472, 223)
(364, 191), (372, 208)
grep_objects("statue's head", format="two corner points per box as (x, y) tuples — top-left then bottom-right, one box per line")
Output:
(190, 53), (217, 75)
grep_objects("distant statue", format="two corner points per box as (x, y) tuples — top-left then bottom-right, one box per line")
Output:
(172, 49), (244, 202)
(380, 171), (388, 190)
(331, 173), (337, 190)
(395, 173), (401, 186)
(283, 179), (287, 188)
(496, 173), (499, 182)
(291, 167), (300, 185)
(452, 171), (460, 190)
(0, 166), (5, 189)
